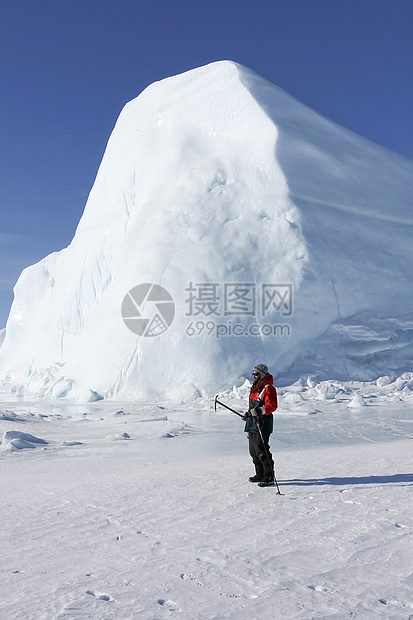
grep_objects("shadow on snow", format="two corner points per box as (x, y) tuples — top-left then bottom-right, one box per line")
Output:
(280, 473), (413, 487)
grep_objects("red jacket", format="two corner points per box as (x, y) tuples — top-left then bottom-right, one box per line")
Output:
(249, 373), (278, 415)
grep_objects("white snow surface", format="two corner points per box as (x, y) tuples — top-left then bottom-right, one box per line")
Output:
(1, 377), (413, 619)
(0, 60), (413, 402)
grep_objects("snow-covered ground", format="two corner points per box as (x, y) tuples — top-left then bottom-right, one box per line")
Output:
(1, 376), (412, 619)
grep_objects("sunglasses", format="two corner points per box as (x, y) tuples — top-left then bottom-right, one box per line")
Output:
(252, 372), (260, 377)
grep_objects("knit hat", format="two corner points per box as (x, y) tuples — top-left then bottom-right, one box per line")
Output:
(252, 363), (268, 380)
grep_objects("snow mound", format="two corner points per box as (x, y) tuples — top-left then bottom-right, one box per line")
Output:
(0, 409), (19, 421)
(282, 392), (305, 404)
(1, 430), (48, 450)
(61, 440), (83, 446)
(348, 394), (368, 408)
(0, 61), (412, 402)
(307, 381), (349, 401)
(105, 432), (131, 441)
(162, 423), (208, 438)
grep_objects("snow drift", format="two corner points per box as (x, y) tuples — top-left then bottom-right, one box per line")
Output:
(0, 61), (412, 401)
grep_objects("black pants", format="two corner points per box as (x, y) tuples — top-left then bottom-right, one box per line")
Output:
(248, 429), (274, 479)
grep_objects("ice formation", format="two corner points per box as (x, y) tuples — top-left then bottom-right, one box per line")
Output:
(0, 61), (412, 401)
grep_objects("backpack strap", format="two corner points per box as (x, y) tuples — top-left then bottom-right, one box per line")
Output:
(258, 384), (270, 402)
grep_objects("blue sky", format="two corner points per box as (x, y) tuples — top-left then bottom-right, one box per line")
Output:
(0, 0), (412, 328)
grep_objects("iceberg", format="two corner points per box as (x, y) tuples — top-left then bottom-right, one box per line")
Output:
(0, 61), (412, 401)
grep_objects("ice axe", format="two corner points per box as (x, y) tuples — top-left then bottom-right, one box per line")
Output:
(214, 395), (244, 418)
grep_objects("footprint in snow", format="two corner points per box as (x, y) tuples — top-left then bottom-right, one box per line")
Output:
(220, 592), (241, 599)
(157, 598), (181, 612)
(86, 590), (114, 602)
(308, 584), (328, 593)
(180, 573), (203, 586)
(379, 598), (413, 609)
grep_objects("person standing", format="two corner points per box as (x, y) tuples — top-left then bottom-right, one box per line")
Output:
(243, 363), (278, 487)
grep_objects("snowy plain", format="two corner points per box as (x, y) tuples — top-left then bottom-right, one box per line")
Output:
(1, 375), (413, 620)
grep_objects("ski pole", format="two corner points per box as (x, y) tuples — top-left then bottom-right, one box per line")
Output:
(214, 395), (245, 418)
(257, 422), (281, 494)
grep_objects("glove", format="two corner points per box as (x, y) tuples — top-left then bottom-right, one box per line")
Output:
(249, 407), (262, 417)
(242, 411), (249, 421)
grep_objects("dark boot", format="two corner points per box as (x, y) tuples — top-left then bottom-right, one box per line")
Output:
(249, 474), (264, 483)
(249, 458), (264, 483)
